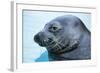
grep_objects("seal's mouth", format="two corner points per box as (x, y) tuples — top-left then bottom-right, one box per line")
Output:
(34, 34), (70, 53)
(34, 32), (79, 54)
(34, 35), (79, 55)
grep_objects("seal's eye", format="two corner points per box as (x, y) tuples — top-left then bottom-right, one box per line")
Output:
(51, 26), (58, 31)
(49, 22), (62, 32)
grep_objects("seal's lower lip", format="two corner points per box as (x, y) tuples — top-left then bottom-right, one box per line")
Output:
(38, 43), (45, 47)
(38, 41), (48, 47)
(37, 39), (56, 47)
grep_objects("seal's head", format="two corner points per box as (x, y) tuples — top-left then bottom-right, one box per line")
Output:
(34, 15), (89, 54)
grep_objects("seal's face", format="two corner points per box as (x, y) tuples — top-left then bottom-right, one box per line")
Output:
(34, 15), (83, 53)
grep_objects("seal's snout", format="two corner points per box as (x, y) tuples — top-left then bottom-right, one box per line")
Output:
(34, 33), (40, 43)
(34, 32), (53, 46)
(34, 32), (43, 43)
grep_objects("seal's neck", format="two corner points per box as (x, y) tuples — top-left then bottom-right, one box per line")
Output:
(47, 42), (79, 61)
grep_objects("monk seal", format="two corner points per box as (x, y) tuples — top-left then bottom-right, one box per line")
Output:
(34, 15), (91, 61)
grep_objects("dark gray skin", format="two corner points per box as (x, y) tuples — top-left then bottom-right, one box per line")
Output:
(34, 15), (91, 61)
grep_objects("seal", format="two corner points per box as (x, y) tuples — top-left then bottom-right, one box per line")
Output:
(34, 15), (91, 61)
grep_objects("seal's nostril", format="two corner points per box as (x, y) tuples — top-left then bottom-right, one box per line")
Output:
(34, 34), (40, 42)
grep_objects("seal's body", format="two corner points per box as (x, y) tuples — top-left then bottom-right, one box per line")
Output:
(34, 15), (91, 61)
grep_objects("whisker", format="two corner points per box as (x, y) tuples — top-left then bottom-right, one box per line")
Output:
(57, 44), (62, 50)
(56, 37), (65, 47)
(52, 43), (58, 48)
(46, 36), (67, 52)
(53, 41), (62, 51)
(45, 41), (48, 46)
(46, 40), (55, 48)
